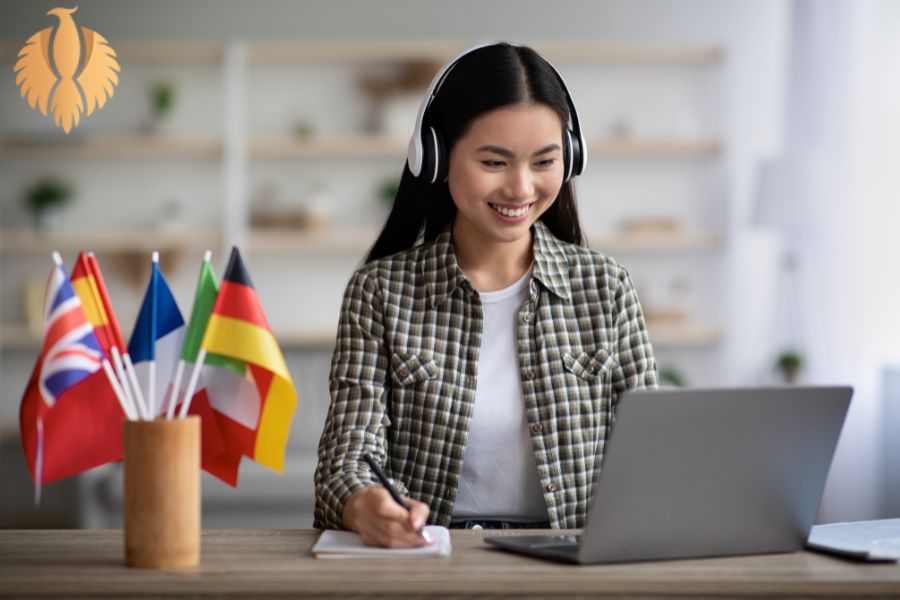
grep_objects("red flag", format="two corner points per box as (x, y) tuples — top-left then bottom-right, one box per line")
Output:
(20, 260), (124, 485)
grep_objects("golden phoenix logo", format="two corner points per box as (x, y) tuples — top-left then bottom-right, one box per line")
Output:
(14, 6), (120, 134)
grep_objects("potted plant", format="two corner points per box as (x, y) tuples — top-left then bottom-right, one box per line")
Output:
(144, 81), (176, 133)
(25, 177), (73, 231)
(776, 351), (803, 384)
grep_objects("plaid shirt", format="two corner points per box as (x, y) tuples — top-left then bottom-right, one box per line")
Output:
(314, 221), (658, 530)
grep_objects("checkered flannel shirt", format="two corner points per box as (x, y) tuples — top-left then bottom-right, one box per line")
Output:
(314, 220), (658, 530)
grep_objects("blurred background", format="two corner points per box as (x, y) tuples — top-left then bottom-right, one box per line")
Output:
(1, 0), (898, 529)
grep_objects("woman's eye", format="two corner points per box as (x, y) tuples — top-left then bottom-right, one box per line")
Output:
(481, 160), (506, 168)
(535, 159), (557, 168)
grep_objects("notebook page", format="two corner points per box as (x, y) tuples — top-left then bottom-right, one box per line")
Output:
(312, 525), (451, 558)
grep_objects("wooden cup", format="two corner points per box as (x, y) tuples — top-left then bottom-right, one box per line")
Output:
(124, 416), (200, 569)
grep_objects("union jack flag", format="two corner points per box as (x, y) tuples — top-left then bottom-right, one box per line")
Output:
(37, 264), (103, 407)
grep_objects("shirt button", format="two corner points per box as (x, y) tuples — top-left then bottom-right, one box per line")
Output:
(587, 365), (596, 374)
(524, 370), (535, 380)
(531, 423), (543, 434)
(521, 314), (531, 323)
(546, 483), (556, 493)
(398, 367), (409, 378)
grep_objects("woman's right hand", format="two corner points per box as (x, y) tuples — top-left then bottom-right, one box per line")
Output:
(342, 485), (432, 548)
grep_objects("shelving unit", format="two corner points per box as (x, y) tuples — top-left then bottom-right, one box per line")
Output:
(1, 39), (726, 368)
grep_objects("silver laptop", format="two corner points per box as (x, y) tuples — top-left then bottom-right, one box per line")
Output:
(485, 386), (852, 564)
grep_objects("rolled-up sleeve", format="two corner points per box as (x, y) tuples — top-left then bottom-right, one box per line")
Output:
(313, 269), (410, 530)
(611, 268), (658, 399)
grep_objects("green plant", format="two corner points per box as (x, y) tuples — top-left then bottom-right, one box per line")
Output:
(658, 367), (686, 388)
(776, 351), (804, 382)
(151, 82), (175, 119)
(777, 351), (803, 372)
(26, 177), (73, 214)
(378, 177), (400, 206)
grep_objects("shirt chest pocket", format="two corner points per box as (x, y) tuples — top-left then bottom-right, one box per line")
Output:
(561, 348), (616, 383)
(390, 352), (438, 386)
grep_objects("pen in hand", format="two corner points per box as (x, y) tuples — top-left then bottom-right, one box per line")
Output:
(362, 452), (433, 544)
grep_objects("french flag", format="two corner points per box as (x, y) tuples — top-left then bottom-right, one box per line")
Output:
(128, 254), (185, 419)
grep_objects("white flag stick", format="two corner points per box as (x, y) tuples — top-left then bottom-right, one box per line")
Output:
(111, 347), (139, 420)
(102, 359), (137, 421)
(166, 359), (186, 420)
(148, 360), (156, 419)
(123, 352), (149, 420)
(178, 348), (207, 419)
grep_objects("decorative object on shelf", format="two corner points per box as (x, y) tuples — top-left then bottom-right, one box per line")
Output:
(156, 198), (186, 232)
(378, 176), (400, 207)
(24, 176), (73, 231)
(23, 277), (45, 337)
(658, 367), (687, 388)
(607, 116), (633, 139)
(291, 117), (315, 140)
(358, 60), (440, 135)
(143, 81), (176, 134)
(619, 217), (682, 237)
(250, 180), (332, 231)
(776, 350), (804, 384)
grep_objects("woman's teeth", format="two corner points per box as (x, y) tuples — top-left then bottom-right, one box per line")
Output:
(489, 203), (530, 217)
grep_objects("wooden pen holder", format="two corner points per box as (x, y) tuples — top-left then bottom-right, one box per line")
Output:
(123, 416), (200, 569)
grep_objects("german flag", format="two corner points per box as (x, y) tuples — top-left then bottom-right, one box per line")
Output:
(200, 247), (296, 474)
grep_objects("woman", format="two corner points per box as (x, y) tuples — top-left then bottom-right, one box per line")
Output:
(314, 42), (657, 547)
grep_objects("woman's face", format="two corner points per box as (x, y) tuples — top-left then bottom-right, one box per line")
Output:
(447, 102), (565, 249)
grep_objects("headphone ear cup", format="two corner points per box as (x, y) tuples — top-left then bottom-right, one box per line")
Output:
(562, 129), (574, 182)
(431, 127), (448, 184)
(568, 132), (584, 179)
(420, 127), (439, 183)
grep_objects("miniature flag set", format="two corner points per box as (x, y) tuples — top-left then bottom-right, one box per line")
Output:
(19, 247), (298, 495)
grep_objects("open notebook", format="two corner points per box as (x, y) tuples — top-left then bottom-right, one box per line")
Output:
(311, 525), (452, 558)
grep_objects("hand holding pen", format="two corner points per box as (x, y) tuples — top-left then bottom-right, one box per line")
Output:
(340, 453), (433, 548)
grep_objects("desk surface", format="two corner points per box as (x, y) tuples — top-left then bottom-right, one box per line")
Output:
(1, 529), (899, 598)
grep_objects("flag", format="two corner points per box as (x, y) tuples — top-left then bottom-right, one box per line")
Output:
(128, 258), (185, 418)
(20, 259), (124, 485)
(174, 256), (246, 485)
(199, 247), (297, 482)
(70, 251), (127, 356)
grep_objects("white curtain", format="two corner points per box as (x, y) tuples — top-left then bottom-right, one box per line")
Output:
(767, 0), (900, 521)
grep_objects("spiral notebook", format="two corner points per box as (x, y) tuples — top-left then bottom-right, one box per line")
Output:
(311, 525), (451, 558)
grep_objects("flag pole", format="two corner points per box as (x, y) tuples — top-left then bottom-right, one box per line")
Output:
(102, 359), (137, 421)
(148, 251), (159, 419)
(178, 348), (207, 419)
(111, 347), (141, 420)
(124, 352), (149, 420)
(166, 250), (213, 420)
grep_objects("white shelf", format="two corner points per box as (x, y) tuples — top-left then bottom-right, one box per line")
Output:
(0, 324), (39, 351)
(246, 228), (378, 253)
(0, 230), (220, 254)
(244, 228), (717, 254)
(0, 42), (223, 64)
(246, 41), (721, 64)
(587, 138), (720, 157)
(590, 230), (720, 252)
(647, 323), (721, 348)
(0, 136), (223, 159)
(249, 136), (407, 159)
(1, 321), (719, 351)
(248, 135), (720, 160)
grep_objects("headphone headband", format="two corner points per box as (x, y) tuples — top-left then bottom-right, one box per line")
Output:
(407, 42), (587, 183)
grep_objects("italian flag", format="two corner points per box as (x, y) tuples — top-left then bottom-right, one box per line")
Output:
(176, 249), (297, 486)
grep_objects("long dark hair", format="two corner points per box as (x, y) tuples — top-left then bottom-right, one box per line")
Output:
(366, 43), (585, 263)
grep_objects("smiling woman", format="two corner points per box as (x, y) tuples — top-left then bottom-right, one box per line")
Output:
(313, 42), (658, 548)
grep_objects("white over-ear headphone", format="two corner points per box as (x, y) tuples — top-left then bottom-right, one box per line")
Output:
(406, 42), (587, 184)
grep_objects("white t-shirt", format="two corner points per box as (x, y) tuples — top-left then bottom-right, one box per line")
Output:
(452, 268), (548, 521)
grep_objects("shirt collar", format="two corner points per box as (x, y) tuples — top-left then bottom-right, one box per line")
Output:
(423, 219), (573, 307)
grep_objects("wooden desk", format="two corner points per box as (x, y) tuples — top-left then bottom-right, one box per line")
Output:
(1, 529), (899, 598)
